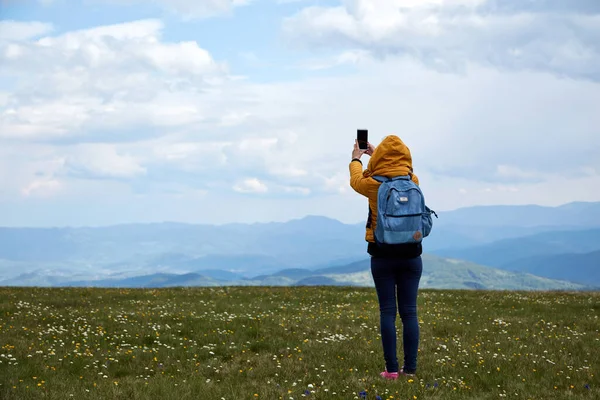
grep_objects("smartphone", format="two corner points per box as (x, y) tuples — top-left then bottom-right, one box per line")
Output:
(357, 129), (368, 150)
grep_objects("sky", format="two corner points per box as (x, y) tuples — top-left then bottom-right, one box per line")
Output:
(0, 0), (599, 227)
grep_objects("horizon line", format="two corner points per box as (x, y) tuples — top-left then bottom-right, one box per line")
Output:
(0, 200), (597, 230)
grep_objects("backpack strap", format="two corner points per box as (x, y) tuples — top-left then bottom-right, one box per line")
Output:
(372, 175), (412, 183)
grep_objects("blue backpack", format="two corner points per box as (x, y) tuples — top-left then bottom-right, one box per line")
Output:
(372, 175), (437, 245)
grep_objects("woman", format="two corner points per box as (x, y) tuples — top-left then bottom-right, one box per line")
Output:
(349, 135), (423, 380)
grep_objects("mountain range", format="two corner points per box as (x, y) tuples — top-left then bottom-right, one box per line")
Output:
(0, 201), (599, 290)
(42, 254), (584, 291)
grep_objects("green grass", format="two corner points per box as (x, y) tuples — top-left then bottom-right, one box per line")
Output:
(0, 287), (598, 400)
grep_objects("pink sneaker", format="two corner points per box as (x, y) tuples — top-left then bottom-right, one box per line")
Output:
(399, 368), (416, 377)
(380, 369), (399, 380)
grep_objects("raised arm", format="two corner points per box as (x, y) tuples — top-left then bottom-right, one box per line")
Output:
(349, 159), (372, 197)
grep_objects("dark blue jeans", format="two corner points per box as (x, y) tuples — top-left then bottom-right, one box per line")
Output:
(371, 256), (423, 374)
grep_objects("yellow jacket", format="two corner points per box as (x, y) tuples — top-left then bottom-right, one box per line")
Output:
(349, 135), (420, 243)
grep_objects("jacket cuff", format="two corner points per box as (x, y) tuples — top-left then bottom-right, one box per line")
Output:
(351, 158), (362, 165)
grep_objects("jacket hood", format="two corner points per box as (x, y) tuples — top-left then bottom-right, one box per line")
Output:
(364, 135), (417, 181)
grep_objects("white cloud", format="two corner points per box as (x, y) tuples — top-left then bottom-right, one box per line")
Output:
(271, 166), (308, 178)
(0, 21), (53, 41)
(283, 0), (600, 81)
(219, 111), (253, 127)
(320, 172), (351, 195)
(0, 16), (599, 225)
(21, 179), (61, 197)
(153, 141), (228, 163)
(64, 144), (146, 179)
(282, 186), (311, 195)
(0, 92), (9, 107)
(298, 49), (372, 70)
(15, 19), (223, 78)
(0, 19), (226, 141)
(100, 0), (251, 19)
(0, 142), (65, 199)
(233, 178), (268, 193)
(495, 165), (543, 182)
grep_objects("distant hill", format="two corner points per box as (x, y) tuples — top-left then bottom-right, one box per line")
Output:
(423, 201), (600, 251)
(1, 201), (599, 288)
(302, 255), (589, 291)
(434, 201), (600, 228)
(499, 250), (600, 286)
(158, 254), (287, 276)
(7, 254), (586, 291)
(423, 224), (589, 251)
(270, 268), (315, 280)
(294, 276), (351, 286)
(432, 228), (600, 267)
(0, 216), (366, 280)
(14, 273), (221, 288)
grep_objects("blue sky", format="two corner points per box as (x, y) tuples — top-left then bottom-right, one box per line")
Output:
(0, 0), (599, 227)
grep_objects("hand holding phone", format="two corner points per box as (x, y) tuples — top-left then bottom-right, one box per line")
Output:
(365, 142), (375, 156)
(352, 140), (366, 161)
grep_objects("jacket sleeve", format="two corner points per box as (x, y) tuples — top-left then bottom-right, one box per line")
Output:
(349, 160), (372, 197)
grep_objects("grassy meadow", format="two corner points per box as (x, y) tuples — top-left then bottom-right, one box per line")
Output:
(0, 286), (598, 400)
